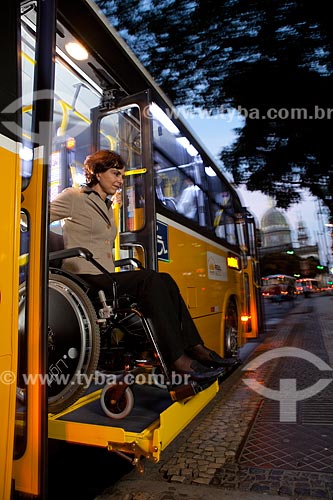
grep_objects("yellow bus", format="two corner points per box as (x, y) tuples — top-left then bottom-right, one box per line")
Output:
(0, 0), (263, 497)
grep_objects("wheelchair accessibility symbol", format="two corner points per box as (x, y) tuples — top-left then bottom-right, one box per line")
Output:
(242, 347), (332, 422)
(157, 221), (169, 262)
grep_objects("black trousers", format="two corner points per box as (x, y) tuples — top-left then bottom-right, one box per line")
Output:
(79, 269), (202, 364)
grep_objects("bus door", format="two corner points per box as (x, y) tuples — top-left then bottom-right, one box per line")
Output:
(0, 3), (22, 497)
(234, 211), (264, 339)
(10, 0), (56, 497)
(91, 91), (157, 270)
(245, 214), (264, 336)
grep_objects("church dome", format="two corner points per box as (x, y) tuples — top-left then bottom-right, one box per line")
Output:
(261, 207), (289, 230)
(260, 206), (292, 250)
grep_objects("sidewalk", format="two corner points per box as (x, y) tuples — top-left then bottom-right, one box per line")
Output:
(94, 295), (333, 500)
(95, 479), (292, 500)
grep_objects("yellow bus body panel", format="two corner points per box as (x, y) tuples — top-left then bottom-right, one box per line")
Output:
(13, 149), (46, 496)
(157, 216), (249, 355)
(0, 137), (21, 500)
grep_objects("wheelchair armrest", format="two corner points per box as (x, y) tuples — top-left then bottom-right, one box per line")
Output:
(114, 258), (143, 269)
(49, 248), (143, 269)
(49, 247), (93, 262)
(48, 248), (143, 309)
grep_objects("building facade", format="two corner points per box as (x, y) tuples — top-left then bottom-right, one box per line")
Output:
(259, 206), (319, 260)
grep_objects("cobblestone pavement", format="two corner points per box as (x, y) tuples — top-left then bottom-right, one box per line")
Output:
(95, 295), (333, 500)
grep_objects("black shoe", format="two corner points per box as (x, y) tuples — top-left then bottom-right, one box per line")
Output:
(187, 346), (239, 368)
(190, 361), (224, 382)
(205, 350), (238, 367)
(172, 359), (224, 382)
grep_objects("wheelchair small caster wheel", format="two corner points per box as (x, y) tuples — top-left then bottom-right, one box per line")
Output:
(100, 383), (134, 419)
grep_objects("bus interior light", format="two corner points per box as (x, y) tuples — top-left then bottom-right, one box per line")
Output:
(204, 166), (216, 177)
(150, 103), (179, 134)
(241, 315), (251, 322)
(65, 42), (89, 61)
(176, 137), (198, 156)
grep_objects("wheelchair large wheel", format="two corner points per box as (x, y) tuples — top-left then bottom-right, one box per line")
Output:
(100, 383), (134, 419)
(47, 273), (101, 413)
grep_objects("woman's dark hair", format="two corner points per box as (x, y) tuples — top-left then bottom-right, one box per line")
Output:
(83, 150), (125, 186)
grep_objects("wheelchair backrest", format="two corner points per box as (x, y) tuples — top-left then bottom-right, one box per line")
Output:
(49, 231), (64, 268)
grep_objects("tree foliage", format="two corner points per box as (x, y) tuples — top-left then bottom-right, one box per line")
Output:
(259, 252), (301, 278)
(96, 0), (333, 217)
(259, 252), (322, 278)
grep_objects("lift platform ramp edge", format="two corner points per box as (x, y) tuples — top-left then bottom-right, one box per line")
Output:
(48, 381), (219, 465)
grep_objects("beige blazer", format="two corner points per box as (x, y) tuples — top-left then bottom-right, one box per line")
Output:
(50, 187), (117, 274)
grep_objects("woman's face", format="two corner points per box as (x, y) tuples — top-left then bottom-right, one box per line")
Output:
(95, 167), (125, 198)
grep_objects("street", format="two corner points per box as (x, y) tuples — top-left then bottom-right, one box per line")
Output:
(96, 294), (333, 500)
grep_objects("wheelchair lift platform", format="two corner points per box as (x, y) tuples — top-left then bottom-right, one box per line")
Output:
(48, 381), (219, 464)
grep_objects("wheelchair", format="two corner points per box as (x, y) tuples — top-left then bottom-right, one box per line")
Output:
(31, 235), (213, 419)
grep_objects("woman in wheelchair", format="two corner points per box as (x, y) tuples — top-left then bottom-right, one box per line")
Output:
(50, 150), (226, 385)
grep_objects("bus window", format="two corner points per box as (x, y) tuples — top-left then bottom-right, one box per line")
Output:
(154, 160), (177, 211)
(246, 212), (258, 257)
(22, 7), (102, 196)
(151, 104), (210, 228)
(20, 12), (36, 187)
(177, 177), (199, 221)
(236, 214), (249, 269)
(51, 54), (101, 195)
(210, 178), (237, 246)
(99, 106), (144, 232)
(150, 103), (245, 248)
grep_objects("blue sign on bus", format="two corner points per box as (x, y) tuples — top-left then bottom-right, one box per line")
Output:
(157, 221), (169, 262)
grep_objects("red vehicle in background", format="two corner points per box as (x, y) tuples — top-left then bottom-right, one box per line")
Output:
(296, 278), (320, 297)
(261, 274), (297, 302)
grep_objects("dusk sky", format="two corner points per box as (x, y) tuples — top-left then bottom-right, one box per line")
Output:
(183, 108), (331, 266)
